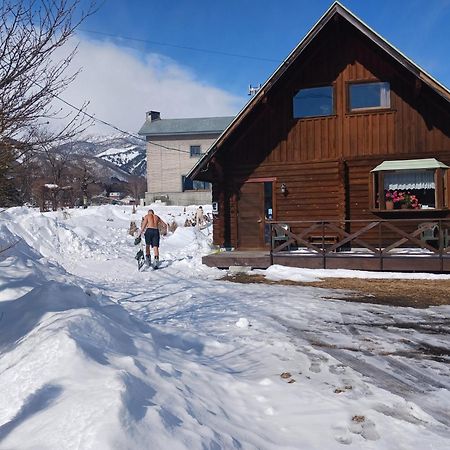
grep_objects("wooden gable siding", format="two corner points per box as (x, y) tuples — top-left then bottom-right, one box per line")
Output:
(213, 17), (450, 248)
(220, 18), (450, 168)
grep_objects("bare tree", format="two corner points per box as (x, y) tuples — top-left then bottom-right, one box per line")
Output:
(0, 1), (96, 206)
(0, 1), (98, 208)
(127, 176), (147, 202)
(0, 141), (15, 203)
(0, 0), (96, 146)
(0, 138), (36, 205)
(37, 137), (76, 210)
(72, 157), (96, 207)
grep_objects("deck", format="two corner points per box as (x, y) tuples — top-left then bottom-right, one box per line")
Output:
(203, 250), (450, 272)
(203, 218), (450, 273)
(204, 251), (271, 269)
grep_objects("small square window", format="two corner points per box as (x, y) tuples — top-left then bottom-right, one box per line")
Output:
(293, 86), (334, 118)
(349, 82), (390, 111)
(190, 145), (201, 157)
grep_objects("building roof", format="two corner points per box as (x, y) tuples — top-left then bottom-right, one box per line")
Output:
(187, 1), (450, 180)
(371, 158), (449, 172)
(138, 116), (234, 137)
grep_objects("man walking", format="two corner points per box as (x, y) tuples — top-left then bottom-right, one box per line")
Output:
(195, 205), (204, 227)
(139, 209), (166, 267)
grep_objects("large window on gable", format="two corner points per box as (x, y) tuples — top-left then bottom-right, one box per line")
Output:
(349, 82), (390, 111)
(370, 159), (449, 211)
(293, 86), (334, 118)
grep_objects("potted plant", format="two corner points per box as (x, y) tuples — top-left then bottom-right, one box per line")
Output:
(385, 191), (394, 209)
(385, 190), (420, 209)
(385, 190), (404, 209)
(402, 192), (420, 209)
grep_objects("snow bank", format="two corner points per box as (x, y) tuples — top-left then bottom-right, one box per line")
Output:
(2, 205), (450, 449)
(257, 264), (450, 282)
(0, 280), (233, 449)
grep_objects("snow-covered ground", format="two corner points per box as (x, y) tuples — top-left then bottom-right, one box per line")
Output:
(1, 205), (450, 449)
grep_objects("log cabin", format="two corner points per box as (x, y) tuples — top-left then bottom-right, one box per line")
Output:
(188, 1), (450, 272)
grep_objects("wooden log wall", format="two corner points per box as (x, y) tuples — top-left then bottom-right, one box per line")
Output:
(211, 16), (450, 248)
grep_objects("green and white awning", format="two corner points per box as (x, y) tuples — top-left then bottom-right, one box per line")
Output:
(371, 158), (449, 172)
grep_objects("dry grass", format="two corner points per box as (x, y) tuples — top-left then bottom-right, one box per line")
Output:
(221, 273), (450, 308)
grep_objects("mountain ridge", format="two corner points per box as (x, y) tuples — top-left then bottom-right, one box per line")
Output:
(63, 133), (147, 178)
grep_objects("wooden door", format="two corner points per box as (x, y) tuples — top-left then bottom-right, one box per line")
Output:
(237, 182), (265, 249)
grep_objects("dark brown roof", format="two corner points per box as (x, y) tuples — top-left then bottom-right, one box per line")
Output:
(188, 1), (450, 180)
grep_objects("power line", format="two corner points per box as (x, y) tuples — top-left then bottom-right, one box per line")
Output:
(49, 91), (192, 154)
(3, 29), (274, 155)
(0, 59), (191, 155)
(79, 28), (279, 63)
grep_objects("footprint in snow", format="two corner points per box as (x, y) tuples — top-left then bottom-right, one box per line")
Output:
(329, 364), (346, 375)
(309, 360), (321, 373)
(348, 415), (380, 441)
(306, 352), (328, 373)
(334, 432), (353, 445)
(332, 424), (353, 445)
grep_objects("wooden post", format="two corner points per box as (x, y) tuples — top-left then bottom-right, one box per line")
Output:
(378, 172), (385, 209)
(379, 221), (383, 271)
(439, 219), (444, 272)
(436, 169), (444, 210)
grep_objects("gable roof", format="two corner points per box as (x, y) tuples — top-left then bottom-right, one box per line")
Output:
(188, 1), (450, 179)
(138, 116), (234, 137)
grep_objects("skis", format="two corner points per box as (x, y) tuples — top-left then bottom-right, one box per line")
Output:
(134, 234), (146, 270)
(134, 234), (165, 271)
(135, 248), (145, 270)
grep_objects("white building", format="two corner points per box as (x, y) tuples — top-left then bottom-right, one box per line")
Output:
(138, 111), (233, 206)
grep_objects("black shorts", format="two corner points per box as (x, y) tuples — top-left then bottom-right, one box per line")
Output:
(144, 228), (160, 247)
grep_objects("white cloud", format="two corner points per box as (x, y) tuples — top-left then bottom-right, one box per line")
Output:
(53, 36), (244, 135)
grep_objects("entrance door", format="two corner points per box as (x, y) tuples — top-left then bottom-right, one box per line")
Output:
(237, 181), (273, 249)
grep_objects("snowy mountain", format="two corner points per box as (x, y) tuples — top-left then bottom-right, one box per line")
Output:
(96, 144), (146, 176)
(59, 134), (147, 177)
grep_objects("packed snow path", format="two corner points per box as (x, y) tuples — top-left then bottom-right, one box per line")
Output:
(1, 205), (450, 449)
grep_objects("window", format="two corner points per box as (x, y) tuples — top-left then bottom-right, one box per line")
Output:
(383, 170), (436, 209)
(190, 145), (201, 157)
(293, 86), (334, 118)
(182, 175), (210, 191)
(370, 159), (449, 211)
(349, 82), (390, 111)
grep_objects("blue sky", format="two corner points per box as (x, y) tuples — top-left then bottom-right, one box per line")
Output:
(67, 0), (450, 133)
(79, 0), (450, 94)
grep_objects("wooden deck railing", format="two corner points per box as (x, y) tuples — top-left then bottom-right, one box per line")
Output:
(269, 218), (450, 270)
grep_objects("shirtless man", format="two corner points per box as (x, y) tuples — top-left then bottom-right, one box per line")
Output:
(139, 209), (166, 266)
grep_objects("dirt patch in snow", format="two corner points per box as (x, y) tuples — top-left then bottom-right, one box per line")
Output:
(221, 274), (450, 308)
